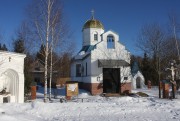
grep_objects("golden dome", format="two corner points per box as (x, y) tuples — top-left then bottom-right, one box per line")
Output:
(83, 19), (104, 30)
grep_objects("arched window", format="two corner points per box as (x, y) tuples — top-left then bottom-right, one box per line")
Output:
(76, 64), (81, 77)
(94, 33), (98, 41)
(107, 35), (115, 49)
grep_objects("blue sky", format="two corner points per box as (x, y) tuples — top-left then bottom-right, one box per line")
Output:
(0, 0), (180, 56)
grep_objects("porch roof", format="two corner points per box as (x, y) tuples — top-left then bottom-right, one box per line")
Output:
(98, 59), (129, 68)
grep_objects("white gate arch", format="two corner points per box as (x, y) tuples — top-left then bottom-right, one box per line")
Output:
(0, 51), (26, 103)
(1, 69), (19, 102)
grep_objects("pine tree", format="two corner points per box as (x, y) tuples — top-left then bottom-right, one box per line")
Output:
(0, 43), (8, 51)
(36, 44), (45, 63)
(24, 53), (34, 97)
(13, 39), (25, 53)
(2, 44), (8, 51)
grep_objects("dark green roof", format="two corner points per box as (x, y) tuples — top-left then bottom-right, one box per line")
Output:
(79, 45), (97, 53)
(98, 59), (130, 67)
(83, 19), (104, 30)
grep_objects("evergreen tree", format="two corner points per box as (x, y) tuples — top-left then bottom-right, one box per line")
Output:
(36, 44), (45, 63)
(2, 44), (8, 51)
(24, 53), (34, 97)
(141, 53), (158, 85)
(0, 43), (8, 51)
(13, 39), (25, 53)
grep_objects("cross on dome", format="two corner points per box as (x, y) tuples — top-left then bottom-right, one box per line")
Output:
(82, 10), (104, 30)
(91, 9), (94, 20)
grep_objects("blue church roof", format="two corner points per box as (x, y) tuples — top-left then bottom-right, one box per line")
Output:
(131, 61), (140, 76)
(79, 45), (96, 53)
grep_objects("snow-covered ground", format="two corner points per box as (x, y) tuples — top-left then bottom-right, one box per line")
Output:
(0, 86), (180, 121)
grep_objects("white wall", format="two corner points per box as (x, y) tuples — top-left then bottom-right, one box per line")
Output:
(0, 51), (26, 103)
(92, 30), (130, 63)
(83, 28), (104, 46)
(90, 59), (102, 83)
(70, 61), (83, 82)
(90, 30), (131, 83)
(71, 56), (92, 83)
(120, 66), (132, 83)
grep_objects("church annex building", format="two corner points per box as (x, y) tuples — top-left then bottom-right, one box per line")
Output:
(71, 13), (132, 95)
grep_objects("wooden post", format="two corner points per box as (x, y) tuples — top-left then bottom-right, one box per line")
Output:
(148, 80), (151, 89)
(31, 86), (37, 100)
(163, 83), (169, 99)
(159, 81), (161, 98)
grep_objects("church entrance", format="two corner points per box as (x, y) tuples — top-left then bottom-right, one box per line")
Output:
(136, 77), (141, 88)
(103, 68), (120, 93)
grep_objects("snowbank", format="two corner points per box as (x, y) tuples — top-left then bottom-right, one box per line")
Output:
(0, 87), (180, 121)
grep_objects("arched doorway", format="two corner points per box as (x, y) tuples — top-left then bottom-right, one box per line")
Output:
(136, 77), (141, 88)
(1, 69), (19, 103)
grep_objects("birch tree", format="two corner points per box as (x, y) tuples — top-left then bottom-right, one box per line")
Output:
(27, 0), (66, 102)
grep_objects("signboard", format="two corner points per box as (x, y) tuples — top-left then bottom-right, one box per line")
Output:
(66, 81), (78, 97)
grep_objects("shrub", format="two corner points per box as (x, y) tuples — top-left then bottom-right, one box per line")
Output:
(136, 92), (149, 97)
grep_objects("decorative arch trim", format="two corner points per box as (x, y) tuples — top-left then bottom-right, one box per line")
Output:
(132, 71), (145, 89)
(2, 69), (19, 102)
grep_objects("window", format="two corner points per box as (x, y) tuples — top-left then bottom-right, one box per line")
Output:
(86, 62), (87, 76)
(107, 35), (115, 49)
(124, 77), (128, 80)
(76, 64), (81, 77)
(94, 34), (98, 41)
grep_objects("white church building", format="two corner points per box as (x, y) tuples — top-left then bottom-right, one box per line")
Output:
(71, 13), (132, 95)
(0, 51), (26, 103)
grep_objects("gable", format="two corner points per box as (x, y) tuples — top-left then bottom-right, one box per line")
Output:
(133, 71), (145, 80)
(102, 30), (119, 42)
(31, 59), (45, 72)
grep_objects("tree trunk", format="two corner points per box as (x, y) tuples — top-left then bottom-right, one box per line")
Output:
(44, 0), (50, 103)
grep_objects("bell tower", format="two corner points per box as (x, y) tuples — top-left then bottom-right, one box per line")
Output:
(82, 10), (104, 46)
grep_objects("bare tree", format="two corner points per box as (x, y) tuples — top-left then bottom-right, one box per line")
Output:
(136, 23), (167, 97)
(168, 13), (180, 60)
(13, 21), (35, 54)
(27, 0), (75, 102)
(27, 0), (64, 102)
(167, 13), (180, 92)
(137, 23), (166, 73)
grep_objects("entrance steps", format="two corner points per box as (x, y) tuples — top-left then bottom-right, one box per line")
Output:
(102, 93), (121, 97)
